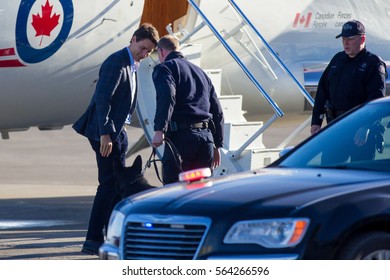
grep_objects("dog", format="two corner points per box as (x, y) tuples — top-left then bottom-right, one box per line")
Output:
(113, 155), (158, 199)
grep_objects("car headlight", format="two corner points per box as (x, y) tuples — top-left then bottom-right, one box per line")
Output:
(106, 210), (125, 247)
(224, 218), (309, 248)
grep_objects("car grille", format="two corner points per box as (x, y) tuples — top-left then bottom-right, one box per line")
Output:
(122, 215), (210, 260)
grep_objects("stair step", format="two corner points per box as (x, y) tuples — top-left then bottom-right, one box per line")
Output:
(215, 148), (282, 176)
(205, 69), (222, 97)
(231, 148), (282, 170)
(224, 121), (265, 150)
(218, 95), (247, 122)
(181, 43), (202, 66)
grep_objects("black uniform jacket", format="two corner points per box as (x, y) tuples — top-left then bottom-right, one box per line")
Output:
(312, 48), (387, 126)
(152, 51), (224, 148)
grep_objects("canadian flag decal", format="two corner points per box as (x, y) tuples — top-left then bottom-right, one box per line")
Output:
(293, 12), (312, 28)
(31, 0), (61, 46)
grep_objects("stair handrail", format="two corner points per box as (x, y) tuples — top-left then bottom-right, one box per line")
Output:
(232, 113), (279, 159)
(228, 0), (314, 106)
(187, 0), (284, 118)
(227, 7), (278, 80)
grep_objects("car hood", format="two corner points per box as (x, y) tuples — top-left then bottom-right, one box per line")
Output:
(119, 168), (389, 217)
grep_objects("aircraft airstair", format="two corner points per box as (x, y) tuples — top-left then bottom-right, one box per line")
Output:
(136, 0), (315, 176)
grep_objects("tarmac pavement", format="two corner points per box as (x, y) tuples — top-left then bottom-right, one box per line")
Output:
(0, 125), (162, 260)
(0, 113), (311, 260)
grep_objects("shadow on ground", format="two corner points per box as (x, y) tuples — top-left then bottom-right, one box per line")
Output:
(0, 196), (98, 260)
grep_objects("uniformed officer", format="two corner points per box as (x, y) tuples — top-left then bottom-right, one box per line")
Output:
(151, 35), (224, 184)
(311, 20), (387, 135)
(311, 20), (387, 164)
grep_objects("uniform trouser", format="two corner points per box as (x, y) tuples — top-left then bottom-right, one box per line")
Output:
(163, 128), (214, 184)
(86, 130), (128, 242)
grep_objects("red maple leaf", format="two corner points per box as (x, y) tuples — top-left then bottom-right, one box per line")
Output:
(31, 0), (61, 46)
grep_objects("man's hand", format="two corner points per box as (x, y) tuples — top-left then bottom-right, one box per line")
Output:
(212, 147), (221, 169)
(152, 130), (164, 148)
(310, 125), (321, 135)
(100, 134), (112, 157)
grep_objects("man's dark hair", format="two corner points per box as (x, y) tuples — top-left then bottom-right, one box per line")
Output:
(132, 23), (159, 45)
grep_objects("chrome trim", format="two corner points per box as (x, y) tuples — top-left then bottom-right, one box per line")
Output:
(121, 214), (211, 260)
(207, 254), (299, 260)
(99, 244), (120, 260)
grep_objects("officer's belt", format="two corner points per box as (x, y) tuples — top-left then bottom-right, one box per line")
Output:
(169, 121), (208, 131)
(332, 109), (346, 117)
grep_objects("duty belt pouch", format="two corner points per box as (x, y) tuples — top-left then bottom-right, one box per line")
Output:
(208, 120), (216, 134)
(324, 100), (334, 123)
(168, 121), (178, 132)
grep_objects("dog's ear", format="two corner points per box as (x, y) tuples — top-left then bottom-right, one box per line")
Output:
(132, 155), (143, 174)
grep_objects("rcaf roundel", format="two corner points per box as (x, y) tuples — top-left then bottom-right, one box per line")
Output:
(15, 0), (73, 64)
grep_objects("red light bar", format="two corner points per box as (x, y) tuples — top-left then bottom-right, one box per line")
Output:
(179, 168), (212, 182)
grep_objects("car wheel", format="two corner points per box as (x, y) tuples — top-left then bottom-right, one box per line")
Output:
(338, 231), (390, 260)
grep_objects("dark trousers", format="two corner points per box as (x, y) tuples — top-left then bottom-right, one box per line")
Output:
(86, 130), (128, 242)
(163, 128), (214, 184)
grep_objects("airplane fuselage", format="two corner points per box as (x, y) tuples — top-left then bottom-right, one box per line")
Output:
(0, 0), (144, 132)
(1, 0), (390, 137)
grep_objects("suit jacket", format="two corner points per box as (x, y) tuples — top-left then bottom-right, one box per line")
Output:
(72, 47), (137, 142)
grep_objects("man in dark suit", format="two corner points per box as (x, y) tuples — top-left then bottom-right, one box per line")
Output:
(72, 23), (159, 255)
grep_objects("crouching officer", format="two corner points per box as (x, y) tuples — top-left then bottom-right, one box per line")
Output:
(311, 20), (387, 134)
(151, 35), (224, 184)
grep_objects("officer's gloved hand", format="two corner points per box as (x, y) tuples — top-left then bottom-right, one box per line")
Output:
(375, 132), (384, 154)
(372, 121), (385, 154)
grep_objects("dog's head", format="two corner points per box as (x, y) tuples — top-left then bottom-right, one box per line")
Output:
(114, 155), (156, 198)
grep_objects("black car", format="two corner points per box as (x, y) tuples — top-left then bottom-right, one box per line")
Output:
(100, 97), (390, 260)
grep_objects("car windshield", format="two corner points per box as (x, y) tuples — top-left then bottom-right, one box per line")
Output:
(278, 100), (390, 172)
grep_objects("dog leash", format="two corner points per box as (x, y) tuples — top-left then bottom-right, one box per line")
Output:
(164, 137), (183, 172)
(145, 148), (163, 183)
(145, 137), (183, 184)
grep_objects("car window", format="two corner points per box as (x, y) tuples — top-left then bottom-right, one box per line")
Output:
(279, 102), (390, 172)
